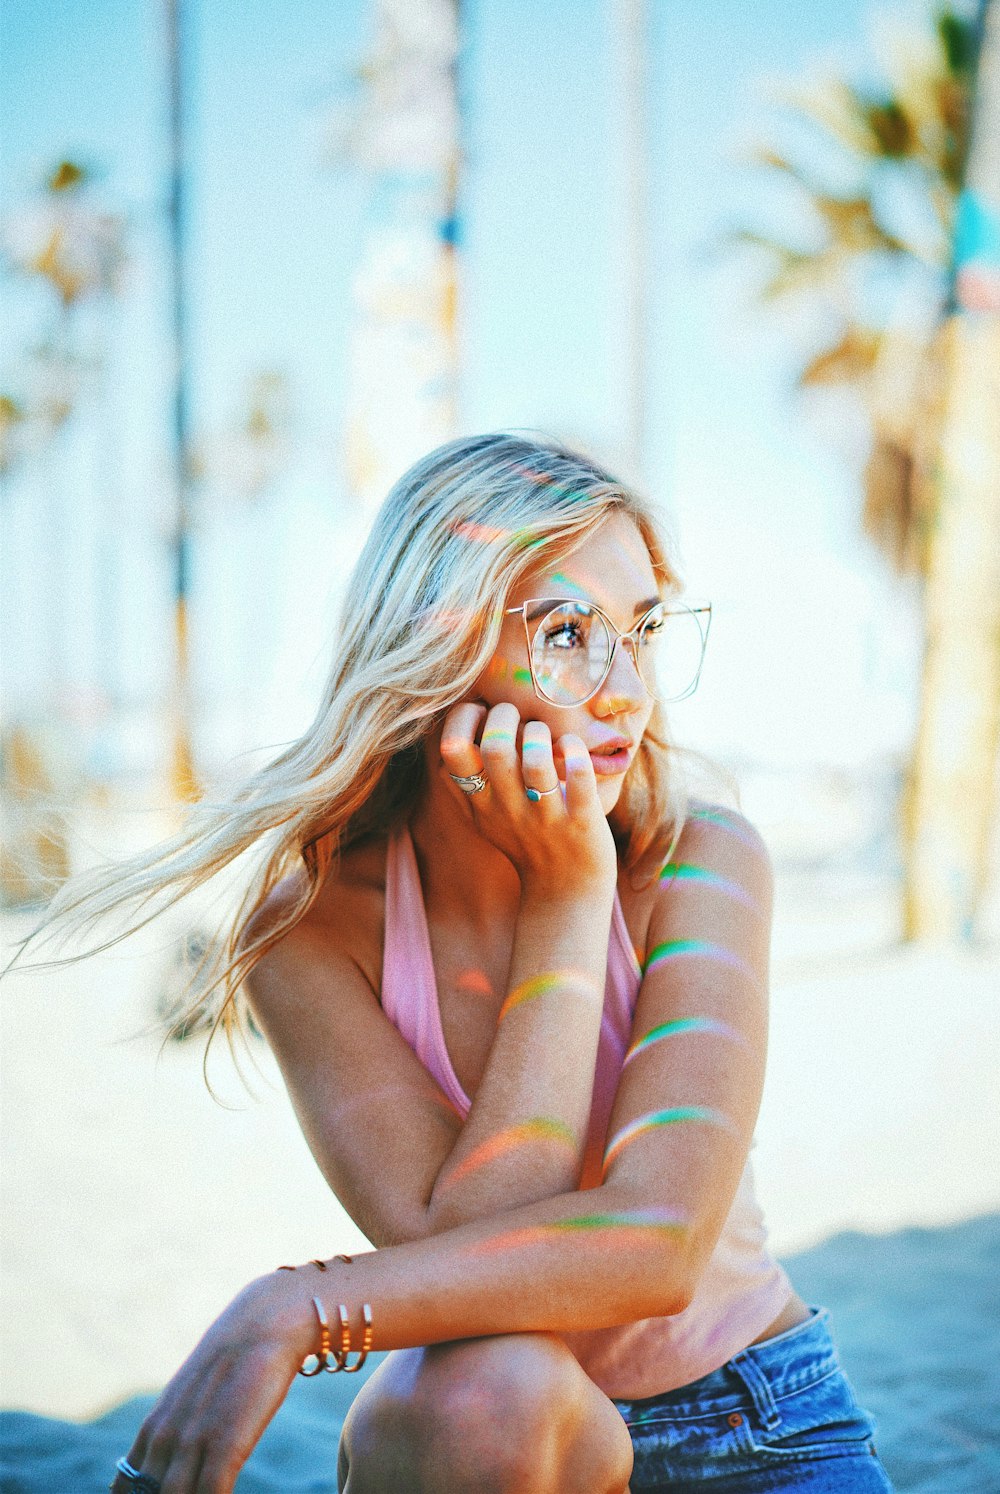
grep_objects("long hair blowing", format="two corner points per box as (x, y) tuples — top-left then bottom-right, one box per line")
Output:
(13, 432), (712, 1093)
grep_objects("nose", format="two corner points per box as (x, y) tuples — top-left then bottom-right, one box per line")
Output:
(594, 632), (649, 713)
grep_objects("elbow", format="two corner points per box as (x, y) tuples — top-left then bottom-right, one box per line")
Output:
(599, 1184), (697, 1320)
(637, 1256), (694, 1320)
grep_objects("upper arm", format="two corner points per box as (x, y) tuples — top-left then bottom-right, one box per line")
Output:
(243, 882), (462, 1246)
(602, 804), (774, 1304)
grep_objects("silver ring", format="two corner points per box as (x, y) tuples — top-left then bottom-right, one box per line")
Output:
(449, 771), (488, 795)
(112, 1458), (162, 1493)
(525, 783), (561, 802)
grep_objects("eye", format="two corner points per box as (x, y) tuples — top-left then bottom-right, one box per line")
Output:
(544, 620), (586, 648)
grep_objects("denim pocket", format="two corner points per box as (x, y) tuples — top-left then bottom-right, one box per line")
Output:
(622, 1405), (758, 1486)
(742, 1366), (879, 1461)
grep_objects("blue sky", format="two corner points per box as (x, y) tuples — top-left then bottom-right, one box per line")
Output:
(1, 0), (935, 770)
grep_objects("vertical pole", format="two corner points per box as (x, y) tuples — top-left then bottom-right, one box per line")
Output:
(616, 0), (648, 484)
(903, 0), (1000, 940)
(165, 0), (197, 800)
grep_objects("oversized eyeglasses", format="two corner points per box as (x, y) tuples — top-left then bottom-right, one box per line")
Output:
(503, 597), (712, 707)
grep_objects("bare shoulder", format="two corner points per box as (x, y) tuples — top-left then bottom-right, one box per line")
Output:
(619, 798), (771, 963)
(677, 796), (773, 873)
(647, 795), (775, 961)
(243, 832), (390, 999)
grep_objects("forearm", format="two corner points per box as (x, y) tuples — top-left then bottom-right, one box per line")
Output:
(424, 886), (615, 1234)
(277, 1179), (691, 1358)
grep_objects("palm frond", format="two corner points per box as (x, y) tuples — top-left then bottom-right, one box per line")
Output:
(813, 194), (913, 256)
(800, 329), (882, 386)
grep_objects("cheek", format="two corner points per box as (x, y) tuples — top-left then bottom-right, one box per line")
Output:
(479, 652), (536, 697)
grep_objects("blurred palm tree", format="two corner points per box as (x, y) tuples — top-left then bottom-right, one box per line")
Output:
(1, 159), (124, 476)
(728, 3), (1000, 941)
(330, 0), (462, 524)
(904, 0), (1000, 941)
(0, 159), (124, 905)
(728, 5), (979, 579)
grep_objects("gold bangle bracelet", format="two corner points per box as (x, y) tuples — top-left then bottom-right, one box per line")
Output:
(331, 1302), (373, 1373)
(276, 1258), (370, 1374)
(297, 1296), (331, 1377)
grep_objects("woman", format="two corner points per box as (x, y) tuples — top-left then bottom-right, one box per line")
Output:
(30, 432), (893, 1492)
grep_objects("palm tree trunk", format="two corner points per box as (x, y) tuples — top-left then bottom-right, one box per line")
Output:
(343, 0), (462, 526)
(903, 0), (1000, 941)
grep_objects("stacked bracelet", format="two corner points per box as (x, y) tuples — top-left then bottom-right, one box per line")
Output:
(276, 1255), (372, 1375)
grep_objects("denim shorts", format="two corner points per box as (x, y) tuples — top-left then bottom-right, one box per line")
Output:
(612, 1305), (895, 1491)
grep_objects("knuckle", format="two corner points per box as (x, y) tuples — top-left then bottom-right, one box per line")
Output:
(479, 732), (511, 760)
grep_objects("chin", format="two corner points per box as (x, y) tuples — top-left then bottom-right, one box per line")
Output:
(597, 779), (624, 812)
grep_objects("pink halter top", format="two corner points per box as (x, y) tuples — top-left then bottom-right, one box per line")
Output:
(380, 820), (795, 1398)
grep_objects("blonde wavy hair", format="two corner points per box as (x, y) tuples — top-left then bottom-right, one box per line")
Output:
(13, 431), (729, 1094)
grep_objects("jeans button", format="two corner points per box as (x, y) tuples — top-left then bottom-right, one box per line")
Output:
(728, 1413), (744, 1427)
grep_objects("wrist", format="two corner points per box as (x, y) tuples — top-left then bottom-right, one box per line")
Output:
(517, 878), (615, 913)
(256, 1265), (336, 1363)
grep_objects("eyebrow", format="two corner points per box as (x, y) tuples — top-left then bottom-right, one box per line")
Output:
(524, 595), (662, 623)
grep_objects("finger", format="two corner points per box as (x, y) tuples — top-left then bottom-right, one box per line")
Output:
(192, 1348), (288, 1494)
(558, 733), (599, 815)
(440, 701), (489, 783)
(477, 702), (523, 800)
(157, 1439), (205, 1494)
(521, 720), (561, 808)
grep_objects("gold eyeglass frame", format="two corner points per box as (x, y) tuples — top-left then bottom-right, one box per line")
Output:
(503, 596), (712, 708)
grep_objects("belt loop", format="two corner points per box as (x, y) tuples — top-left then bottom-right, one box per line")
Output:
(729, 1350), (782, 1431)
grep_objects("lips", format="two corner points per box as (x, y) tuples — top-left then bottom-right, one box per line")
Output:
(588, 737), (633, 755)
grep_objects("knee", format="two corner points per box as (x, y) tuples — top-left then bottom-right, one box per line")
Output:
(421, 1336), (578, 1489)
(342, 1336), (632, 1494)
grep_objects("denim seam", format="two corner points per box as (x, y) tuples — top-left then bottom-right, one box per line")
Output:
(729, 1350), (781, 1430)
(768, 1363), (842, 1402)
(618, 1363), (846, 1430)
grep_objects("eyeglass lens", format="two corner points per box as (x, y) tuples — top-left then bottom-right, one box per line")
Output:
(529, 601), (707, 705)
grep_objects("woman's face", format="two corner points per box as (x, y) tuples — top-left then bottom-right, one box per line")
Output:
(470, 510), (660, 813)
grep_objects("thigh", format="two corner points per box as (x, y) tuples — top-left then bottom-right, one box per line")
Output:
(338, 1332), (634, 1494)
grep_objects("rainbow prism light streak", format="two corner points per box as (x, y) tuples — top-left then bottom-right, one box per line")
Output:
(441, 1117), (578, 1188)
(464, 1206), (690, 1258)
(641, 939), (758, 984)
(447, 517), (547, 553)
(497, 969), (600, 1023)
(484, 655), (535, 690)
(688, 808), (761, 852)
(601, 1106), (737, 1175)
(623, 1016), (749, 1067)
(656, 862), (756, 909)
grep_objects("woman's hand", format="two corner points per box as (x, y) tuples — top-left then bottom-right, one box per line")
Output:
(439, 699), (619, 902)
(111, 1273), (312, 1494)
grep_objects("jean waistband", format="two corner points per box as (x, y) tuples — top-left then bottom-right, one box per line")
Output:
(615, 1305), (840, 1424)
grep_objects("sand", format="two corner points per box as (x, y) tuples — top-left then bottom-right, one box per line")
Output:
(2, 845), (998, 1490)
